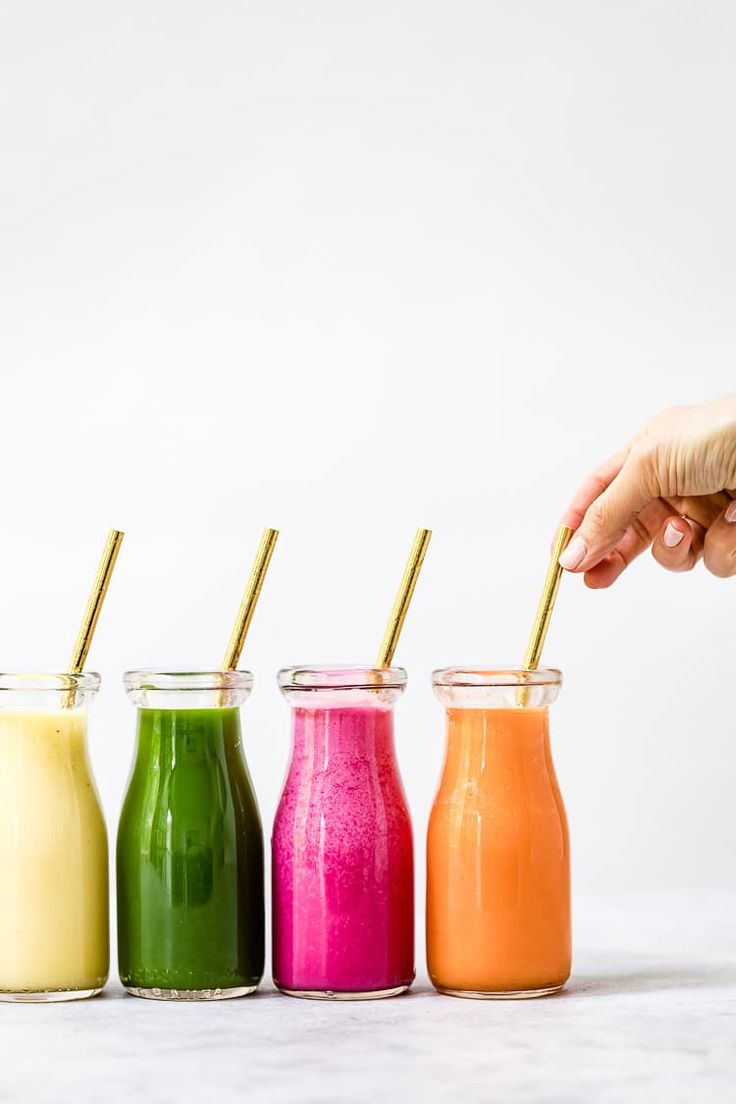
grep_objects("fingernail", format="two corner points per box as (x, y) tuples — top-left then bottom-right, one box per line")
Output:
(725, 501), (736, 523)
(559, 535), (587, 570)
(663, 523), (685, 548)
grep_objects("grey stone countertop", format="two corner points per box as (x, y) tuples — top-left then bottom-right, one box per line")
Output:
(2, 891), (735, 1104)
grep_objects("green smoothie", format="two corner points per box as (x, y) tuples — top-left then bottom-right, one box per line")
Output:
(117, 706), (264, 997)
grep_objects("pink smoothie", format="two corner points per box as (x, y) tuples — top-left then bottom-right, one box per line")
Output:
(272, 703), (414, 994)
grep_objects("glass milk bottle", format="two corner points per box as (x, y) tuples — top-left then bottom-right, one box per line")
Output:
(273, 666), (414, 999)
(117, 671), (264, 1000)
(427, 667), (571, 998)
(0, 673), (108, 1001)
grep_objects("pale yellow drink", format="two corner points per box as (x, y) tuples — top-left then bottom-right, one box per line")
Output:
(0, 705), (109, 999)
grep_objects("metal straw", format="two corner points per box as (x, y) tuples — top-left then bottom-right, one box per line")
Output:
(518, 524), (573, 706)
(376, 528), (432, 668)
(222, 528), (279, 670)
(69, 528), (125, 673)
(522, 525), (573, 674)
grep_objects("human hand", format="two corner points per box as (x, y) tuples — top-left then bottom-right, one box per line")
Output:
(558, 395), (736, 587)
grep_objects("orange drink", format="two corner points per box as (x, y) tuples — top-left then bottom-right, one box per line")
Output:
(427, 668), (570, 998)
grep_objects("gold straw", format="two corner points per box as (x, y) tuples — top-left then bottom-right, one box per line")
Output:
(522, 525), (573, 672)
(222, 528), (279, 670)
(69, 528), (125, 673)
(376, 528), (432, 668)
(517, 525), (573, 706)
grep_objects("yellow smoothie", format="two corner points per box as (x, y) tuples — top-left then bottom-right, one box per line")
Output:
(0, 709), (109, 996)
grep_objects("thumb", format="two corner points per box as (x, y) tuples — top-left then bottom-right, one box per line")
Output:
(559, 447), (657, 572)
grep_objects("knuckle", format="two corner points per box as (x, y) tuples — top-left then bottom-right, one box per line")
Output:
(661, 404), (687, 421)
(630, 514), (651, 546)
(586, 498), (608, 532)
(628, 439), (653, 466)
(628, 440), (660, 492)
(645, 404), (686, 432)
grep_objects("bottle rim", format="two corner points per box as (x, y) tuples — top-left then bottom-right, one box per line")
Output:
(432, 666), (562, 688)
(0, 672), (101, 692)
(123, 670), (253, 693)
(278, 665), (407, 692)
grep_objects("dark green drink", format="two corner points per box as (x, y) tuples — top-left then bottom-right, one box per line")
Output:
(117, 672), (264, 1000)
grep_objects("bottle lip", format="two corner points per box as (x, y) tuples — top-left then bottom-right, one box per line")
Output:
(278, 665), (407, 692)
(123, 670), (253, 693)
(0, 672), (101, 693)
(432, 666), (562, 688)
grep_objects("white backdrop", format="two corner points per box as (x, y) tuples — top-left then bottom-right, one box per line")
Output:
(1, 1), (735, 954)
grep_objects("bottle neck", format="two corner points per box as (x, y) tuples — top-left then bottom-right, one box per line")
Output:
(134, 705), (241, 760)
(0, 705), (89, 744)
(442, 706), (551, 778)
(289, 703), (396, 762)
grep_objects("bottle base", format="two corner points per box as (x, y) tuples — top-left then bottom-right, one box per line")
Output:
(435, 983), (565, 1000)
(0, 986), (103, 1004)
(125, 984), (258, 1001)
(276, 983), (410, 1001)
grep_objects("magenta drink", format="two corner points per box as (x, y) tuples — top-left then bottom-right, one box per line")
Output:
(272, 667), (414, 999)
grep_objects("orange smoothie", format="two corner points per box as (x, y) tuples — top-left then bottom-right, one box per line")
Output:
(427, 676), (570, 997)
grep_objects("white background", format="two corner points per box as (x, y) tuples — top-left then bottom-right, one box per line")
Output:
(1, 0), (735, 959)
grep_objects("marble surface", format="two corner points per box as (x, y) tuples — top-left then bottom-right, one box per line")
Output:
(2, 891), (735, 1104)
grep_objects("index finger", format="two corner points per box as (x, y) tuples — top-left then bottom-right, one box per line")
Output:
(561, 449), (629, 530)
